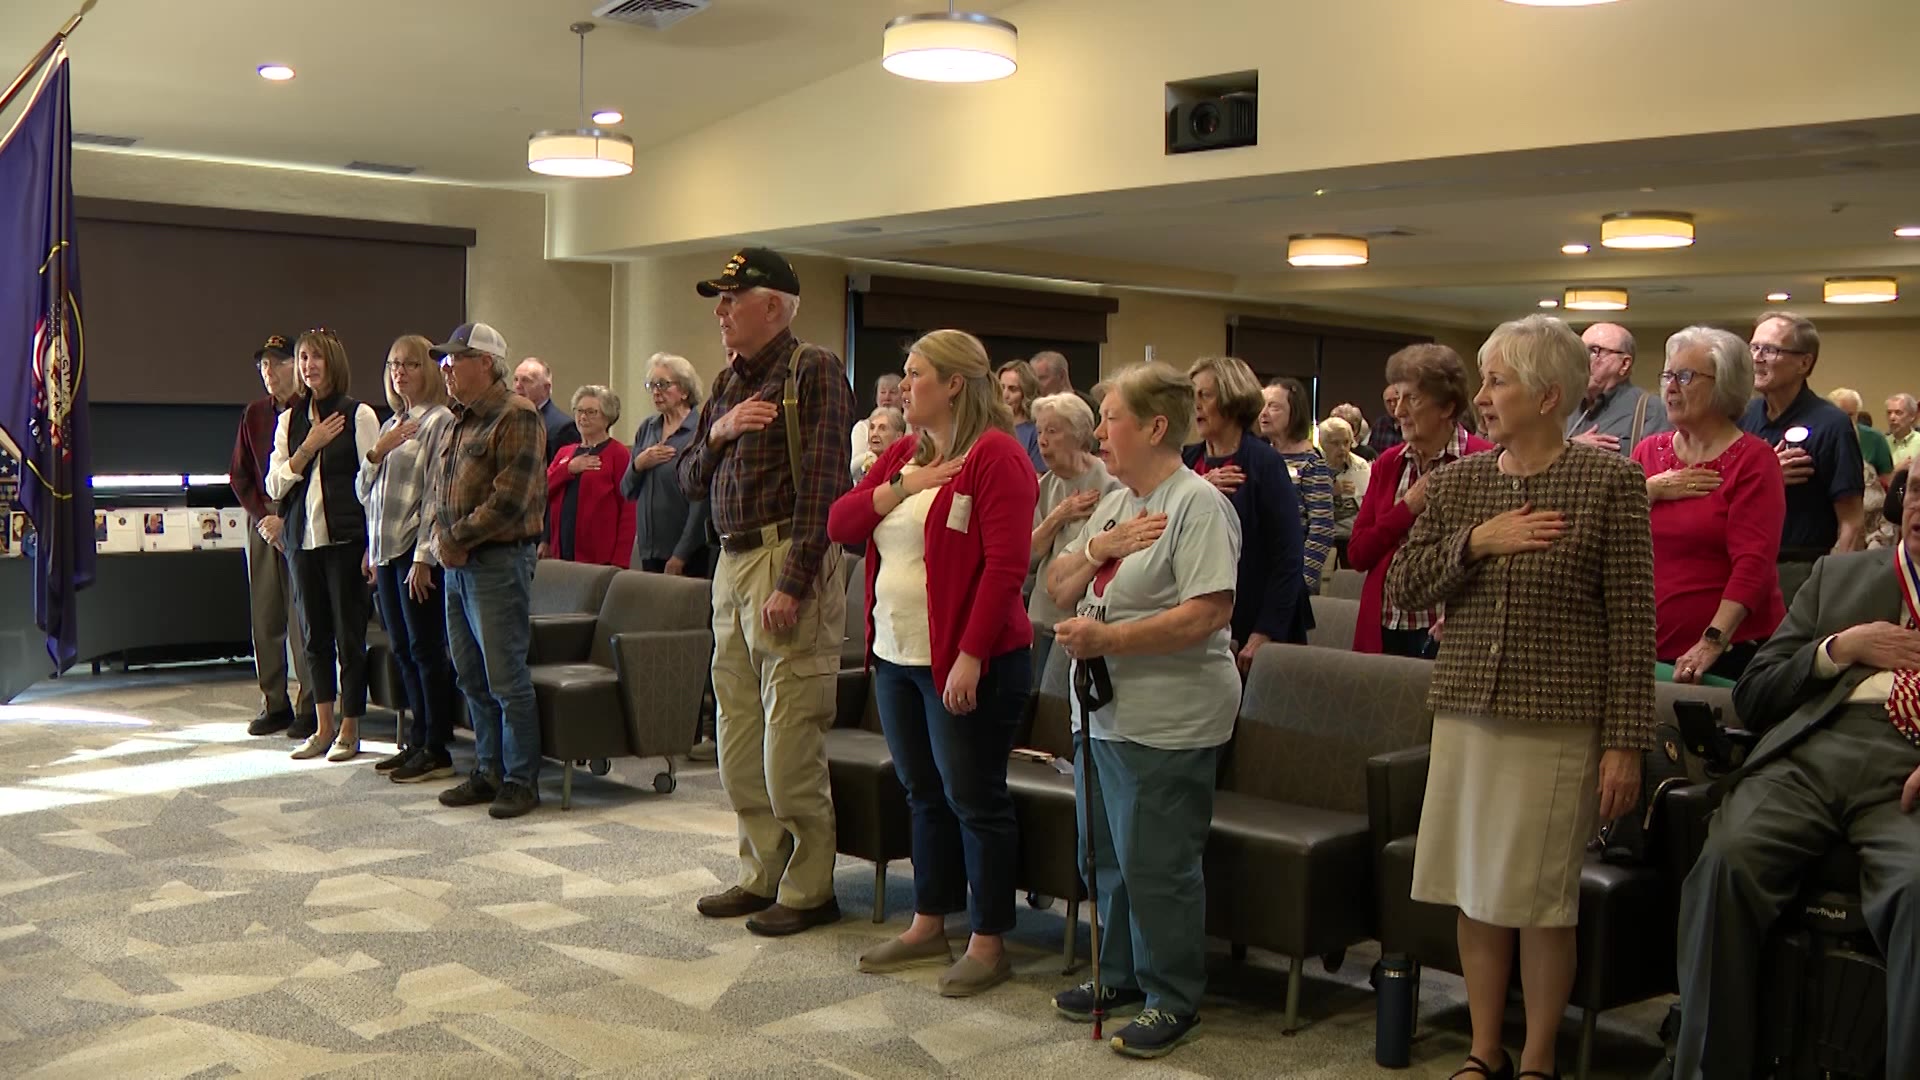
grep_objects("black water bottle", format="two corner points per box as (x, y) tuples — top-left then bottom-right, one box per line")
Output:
(1374, 954), (1415, 1068)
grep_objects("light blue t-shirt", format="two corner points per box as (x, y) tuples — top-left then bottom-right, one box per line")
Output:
(1064, 467), (1242, 750)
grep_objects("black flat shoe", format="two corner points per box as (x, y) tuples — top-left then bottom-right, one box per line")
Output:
(1451, 1053), (1514, 1080)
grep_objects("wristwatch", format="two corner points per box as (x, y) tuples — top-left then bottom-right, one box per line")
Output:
(889, 473), (907, 497)
(1703, 626), (1726, 649)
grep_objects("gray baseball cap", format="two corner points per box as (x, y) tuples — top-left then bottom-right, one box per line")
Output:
(430, 322), (509, 360)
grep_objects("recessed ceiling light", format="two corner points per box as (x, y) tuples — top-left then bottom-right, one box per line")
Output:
(1561, 243), (1590, 255)
(1537, 299), (1560, 308)
(257, 64), (295, 81)
(590, 109), (623, 125)
(1896, 226), (1920, 238)
(1601, 211), (1696, 250)
(1766, 291), (1791, 302)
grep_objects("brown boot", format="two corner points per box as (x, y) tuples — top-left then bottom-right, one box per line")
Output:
(696, 886), (774, 919)
(746, 898), (842, 937)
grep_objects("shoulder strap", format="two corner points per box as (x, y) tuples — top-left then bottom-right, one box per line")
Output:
(1631, 390), (1651, 449)
(783, 347), (804, 494)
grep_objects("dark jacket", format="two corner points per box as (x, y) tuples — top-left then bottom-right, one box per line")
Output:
(538, 397), (581, 465)
(1181, 435), (1311, 646)
(282, 393), (368, 545)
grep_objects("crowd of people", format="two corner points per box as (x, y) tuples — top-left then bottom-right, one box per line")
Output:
(225, 244), (1919, 1069)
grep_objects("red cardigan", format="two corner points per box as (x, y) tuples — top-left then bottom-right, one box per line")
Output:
(1345, 432), (1496, 652)
(546, 440), (636, 569)
(827, 427), (1038, 689)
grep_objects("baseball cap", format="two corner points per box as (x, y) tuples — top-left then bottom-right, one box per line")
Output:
(253, 334), (293, 362)
(429, 322), (509, 361)
(695, 247), (801, 298)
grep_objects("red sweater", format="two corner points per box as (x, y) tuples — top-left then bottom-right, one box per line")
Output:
(546, 440), (636, 569)
(827, 428), (1038, 689)
(1345, 433), (1496, 653)
(1632, 431), (1786, 659)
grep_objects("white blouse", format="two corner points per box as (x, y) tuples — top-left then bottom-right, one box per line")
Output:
(870, 467), (937, 668)
(266, 401), (382, 551)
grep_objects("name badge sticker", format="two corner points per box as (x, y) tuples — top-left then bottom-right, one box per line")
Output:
(946, 494), (973, 533)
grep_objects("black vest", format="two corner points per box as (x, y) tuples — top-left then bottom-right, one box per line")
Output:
(281, 393), (368, 546)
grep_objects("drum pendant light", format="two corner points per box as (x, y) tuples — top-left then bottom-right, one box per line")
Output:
(527, 22), (634, 178)
(883, 1), (1018, 83)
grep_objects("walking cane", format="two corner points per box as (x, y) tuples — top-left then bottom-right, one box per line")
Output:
(1073, 656), (1113, 1042)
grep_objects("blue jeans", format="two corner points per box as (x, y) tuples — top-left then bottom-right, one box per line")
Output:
(873, 649), (1030, 935)
(1077, 737), (1219, 1017)
(445, 541), (539, 786)
(373, 556), (457, 758)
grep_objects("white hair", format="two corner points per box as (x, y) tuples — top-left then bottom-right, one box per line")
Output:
(647, 352), (702, 408)
(1031, 391), (1098, 451)
(1478, 314), (1588, 423)
(1889, 393), (1918, 413)
(1666, 326), (1754, 420)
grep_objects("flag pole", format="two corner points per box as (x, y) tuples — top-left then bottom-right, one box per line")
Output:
(0, 0), (96, 116)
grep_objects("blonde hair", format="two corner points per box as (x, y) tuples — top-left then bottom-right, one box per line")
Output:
(294, 329), (352, 399)
(1187, 356), (1264, 430)
(570, 384), (622, 425)
(1317, 416), (1356, 447)
(1109, 362), (1196, 449)
(996, 359), (1041, 420)
(1478, 314), (1589, 424)
(385, 334), (446, 413)
(908, 330), (1012, 465)
(1031, 391), (1098, 452)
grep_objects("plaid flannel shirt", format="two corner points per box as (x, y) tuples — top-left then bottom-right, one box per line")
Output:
(422, 379), (546, 560)
(677, 330), (853, 599)
(357, 403), (455, 566)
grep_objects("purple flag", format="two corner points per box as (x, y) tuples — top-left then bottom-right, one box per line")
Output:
(0, 47), (94, 672)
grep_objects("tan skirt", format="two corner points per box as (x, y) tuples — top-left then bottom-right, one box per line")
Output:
(1409, 710), (1601, 928)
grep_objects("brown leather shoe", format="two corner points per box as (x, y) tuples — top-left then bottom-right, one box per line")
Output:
(745, 898), (842, 937)
(695, 886), (775, 919)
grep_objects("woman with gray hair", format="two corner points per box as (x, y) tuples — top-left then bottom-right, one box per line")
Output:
(1388, 314), (1653, 1080)
(1027, 391), (1121, 670)
(1316, 416), (1370, 559)
(545, 384), (635, 568)
(622, 353), (710, 575)
(1631, 327), (1785, 683)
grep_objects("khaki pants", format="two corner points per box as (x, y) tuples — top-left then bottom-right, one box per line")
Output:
(710, 536), (844, 908)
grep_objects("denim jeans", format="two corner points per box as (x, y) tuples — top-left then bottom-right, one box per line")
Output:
(873, 649), (1030, 935)
(1077, 736), (1220, 1017)
(373, 556), (457, 759)
(445, 541), (539, 786)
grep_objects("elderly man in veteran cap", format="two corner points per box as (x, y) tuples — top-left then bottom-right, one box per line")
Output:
(679, 247), (856, 936)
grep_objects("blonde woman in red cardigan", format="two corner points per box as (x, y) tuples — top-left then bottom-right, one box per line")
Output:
(828, 329), (1039, 998)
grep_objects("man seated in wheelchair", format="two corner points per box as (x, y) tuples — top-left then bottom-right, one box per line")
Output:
(1673, 468), (1920, 1077)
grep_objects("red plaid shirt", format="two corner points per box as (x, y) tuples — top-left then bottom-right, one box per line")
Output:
(678, 330), (853, 599)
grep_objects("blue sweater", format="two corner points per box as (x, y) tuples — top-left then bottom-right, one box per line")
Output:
(1182, 436), (1312, 645)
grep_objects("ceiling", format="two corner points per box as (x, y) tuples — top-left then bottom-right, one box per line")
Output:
(7, 0), (1916, 328)
(1, 0), (1011, 184)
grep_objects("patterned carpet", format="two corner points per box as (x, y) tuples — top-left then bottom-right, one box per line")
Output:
(0, 667), (1666, 1078)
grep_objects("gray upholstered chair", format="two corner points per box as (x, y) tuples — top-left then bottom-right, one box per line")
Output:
(1005, 644), (1086, 970)
(841, 556), (866, 671)
(1305, 596), (1359, 651)
(827, 667), (911, 921)
(1322, 568), (1366, 600)
(526, 570), (711, 808)
(1205, 643), (1433, 1031)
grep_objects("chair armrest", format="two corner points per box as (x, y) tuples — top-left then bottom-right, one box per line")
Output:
(835, 669), (872, 730)
(1661, 781), (1724, 891)
(1366, 744), (1431, 856)
(528, 613), (598, 665)
(609, 629), (711, 759)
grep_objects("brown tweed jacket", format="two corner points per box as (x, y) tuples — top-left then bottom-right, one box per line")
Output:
(1386, 442), (1657, 750)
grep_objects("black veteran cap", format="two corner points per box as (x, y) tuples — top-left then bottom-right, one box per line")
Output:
(254, 334), (294, 362)
(696, 247), (801, 298)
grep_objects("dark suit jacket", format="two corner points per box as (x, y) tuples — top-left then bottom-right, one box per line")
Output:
(1180, 436), (1312, 646)
(1729, 548), (1902, 781)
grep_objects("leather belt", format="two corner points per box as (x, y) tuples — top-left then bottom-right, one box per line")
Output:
(719, 521), (794, 554)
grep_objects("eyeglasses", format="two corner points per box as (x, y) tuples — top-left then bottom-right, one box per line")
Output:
(387, 359), (423, 371)
(644, 380), (675, 391)
(1659, 370), (1717, 387)
(1588, 344), (1631, 359)
(574, 407), (605, 419)
(1749, 343), (1809, 361)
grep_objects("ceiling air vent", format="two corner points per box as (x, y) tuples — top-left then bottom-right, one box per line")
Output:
(73, 132), (138, 147)
(590, 0), (710, 30)
(346, 161), (418, 176)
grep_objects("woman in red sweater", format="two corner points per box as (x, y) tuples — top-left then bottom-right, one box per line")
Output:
(545, 385), (636, 568)
(1632, 327), (1785, 682)
(828, 329), (1038, 998)
(1347, 345), (1495, 656)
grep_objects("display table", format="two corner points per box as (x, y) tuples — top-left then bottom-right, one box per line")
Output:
(0, 549), (252, 702)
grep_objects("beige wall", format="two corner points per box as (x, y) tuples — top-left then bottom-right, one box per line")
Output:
(1610, 318), (1920, 424)
(73, 151), (613, 404)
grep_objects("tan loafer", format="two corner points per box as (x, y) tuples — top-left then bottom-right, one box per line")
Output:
(290, 733), (330, 760)
(857, 934), (954, 974)
(937, 952), (1012, 997)
(326, 736), (359, 762)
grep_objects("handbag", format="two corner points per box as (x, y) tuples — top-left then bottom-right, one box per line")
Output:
(1594, 700), (1746, 866)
